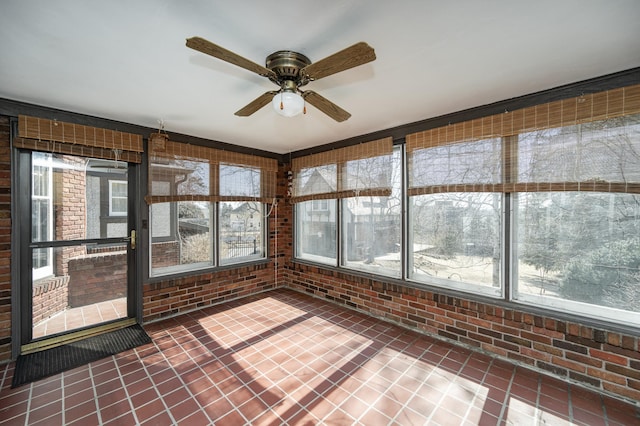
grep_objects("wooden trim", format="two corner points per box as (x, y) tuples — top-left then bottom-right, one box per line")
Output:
(407, 182), (640, 196)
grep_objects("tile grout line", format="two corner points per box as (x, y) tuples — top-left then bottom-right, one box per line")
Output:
(385, 345), (450, 424)
(131, 342), (179, 425)
(567, 384), (574, 425)
(371, 340), (433, 424)
(152, 326), (232, 424)
(601, 391), (610, 426)
(454, 352), (485, 424)
(534, 371), (543, 423)
(416, 347), (460, 424)
(113, 354), (142, 425)
(87, 362), (103, 425)
(60, 373), (65, 425)
(22, 383), (33, 426)
(495, 361), (517, 424)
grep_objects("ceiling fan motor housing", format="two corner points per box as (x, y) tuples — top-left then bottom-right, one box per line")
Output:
(265, 50), (312, 89)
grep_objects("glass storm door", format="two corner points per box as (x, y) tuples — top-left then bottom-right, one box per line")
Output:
(22, 151), (136, 348)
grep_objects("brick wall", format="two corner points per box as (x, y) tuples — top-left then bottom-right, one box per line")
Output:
(55, 158), (86, 276)
(143, 262), (278, 321)
(32, 276), (69, 324)
(67, 251), (127, 307)
(0, 117), (11, 362)
(150, 241), (180, 269)
(284, 263), (640, 404)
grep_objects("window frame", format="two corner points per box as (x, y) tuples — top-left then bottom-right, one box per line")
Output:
(294, 199), (338, 266)
(108, 179), (128, 217)
(31, 153), (54, 280)
(406, 191), (504, 298)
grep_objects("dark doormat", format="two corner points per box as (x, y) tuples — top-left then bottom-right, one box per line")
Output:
(12, 324), (152, 388)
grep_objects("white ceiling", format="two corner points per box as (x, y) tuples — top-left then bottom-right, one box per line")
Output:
(1, 1), (639, 155)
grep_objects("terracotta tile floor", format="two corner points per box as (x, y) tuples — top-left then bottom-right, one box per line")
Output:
(1, 289), (639, 425)
(32, 297), (128, 338)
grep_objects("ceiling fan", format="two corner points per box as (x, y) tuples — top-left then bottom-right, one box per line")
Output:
(185, 37), (376, 122)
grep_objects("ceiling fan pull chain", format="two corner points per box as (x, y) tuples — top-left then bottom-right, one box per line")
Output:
(280, 92), (284, 111)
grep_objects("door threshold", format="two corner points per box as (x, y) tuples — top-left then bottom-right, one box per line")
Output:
(21, 318), (137, 355)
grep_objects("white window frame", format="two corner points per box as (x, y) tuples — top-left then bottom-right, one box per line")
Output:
(109, 180), (128, 216)
(311, 199), (329, 211)
(32, 153), (53, 280)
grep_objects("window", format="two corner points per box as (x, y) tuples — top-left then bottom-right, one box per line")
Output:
(341, 147), (402, 278)
(513, 115), (640, 323)
(292, 83), (640, 328)
(150, 201), (213, 275)
(220, 201), (265, 265)
(407, 135), (503, 296)
(409, 193), (502, 295)
(32, 152), (53, 280)
(109, 180), (128, 216)
(295, 200), (337, 265)
(147, 140), (276, 277)
(292, 138), (394, 270)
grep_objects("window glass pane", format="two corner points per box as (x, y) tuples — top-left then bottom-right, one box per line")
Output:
(341, 196), (401, 277)
(341, 146), (401, 277)
(514, 192), (640, 323)
(295, 200), (337, 265)
(32, 153), (52, 245)
(31, 154), (128, 242)
(150, 201), (213, 276)
(409, 192), (502, 296)
(220, 164), (260, 198)
(219, 201), (265, 264)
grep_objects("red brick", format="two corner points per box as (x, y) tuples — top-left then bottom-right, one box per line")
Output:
(602, 382), (640, 402)
(586, 367), (627, 385)
(521, 347), (551, 363)
(565, 351), (603, 368)
(532, 325), (564, 339)
(621, 336), (637, 351)
(532, 342), (563, 357)
(590, 348), (628, 366)
(551, 356), (586, 373)
(520, 330), (552, 345)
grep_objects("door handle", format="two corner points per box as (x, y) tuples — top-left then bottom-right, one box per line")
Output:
(129, 230), (136, 250)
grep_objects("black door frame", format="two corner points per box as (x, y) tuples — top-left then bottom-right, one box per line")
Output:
(13, 147), (140, 354)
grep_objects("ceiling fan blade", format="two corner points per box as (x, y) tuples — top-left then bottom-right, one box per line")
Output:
(301, 42), (375, 81)
(235, 91), (279, 116)
(186, 37), (276, 79)
(302, 91), (351, 122)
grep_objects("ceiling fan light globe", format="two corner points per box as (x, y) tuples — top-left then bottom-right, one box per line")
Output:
(272, 92), (304, 117)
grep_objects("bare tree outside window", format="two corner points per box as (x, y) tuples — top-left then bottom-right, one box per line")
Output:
(342, 147), (402, 277)
(514, 115), (640, 317)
